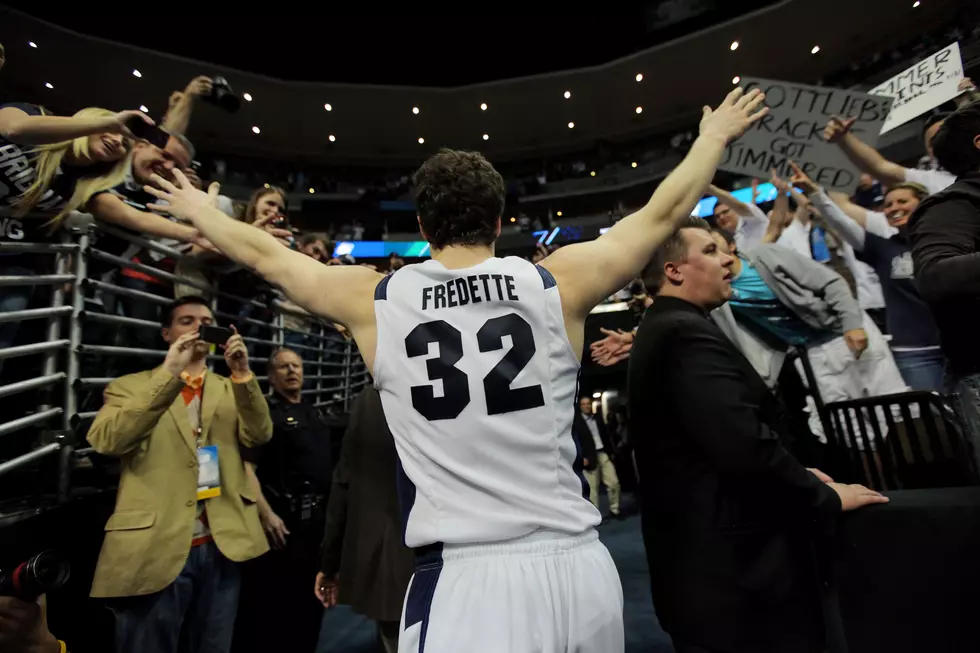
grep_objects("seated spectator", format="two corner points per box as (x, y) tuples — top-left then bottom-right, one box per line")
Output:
(0, 103), (143, 369)
(86, 296), (272, 653)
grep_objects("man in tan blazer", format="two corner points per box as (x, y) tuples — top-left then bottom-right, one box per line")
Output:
(87, 295), (272, 653)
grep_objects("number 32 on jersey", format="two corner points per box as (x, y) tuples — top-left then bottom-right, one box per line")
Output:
(405, 313), (545, 421)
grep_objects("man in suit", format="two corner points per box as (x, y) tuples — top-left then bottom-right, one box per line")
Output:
(573, 396), (621, 519)
(628, 216), (888, 653)
(315, 386), (414, 653)
(87, 295), (273, 653)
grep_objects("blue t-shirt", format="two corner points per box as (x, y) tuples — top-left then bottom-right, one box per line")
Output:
(859, 233), (940, 348)
(728, 261), (834, 347)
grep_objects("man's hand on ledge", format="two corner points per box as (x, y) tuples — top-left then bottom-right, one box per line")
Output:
(828, 482), (890, 511)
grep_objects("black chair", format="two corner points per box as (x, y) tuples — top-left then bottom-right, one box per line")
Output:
(824, 391), (980, 491)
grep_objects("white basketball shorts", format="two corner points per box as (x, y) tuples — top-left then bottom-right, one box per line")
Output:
(398, 528), (624, 653)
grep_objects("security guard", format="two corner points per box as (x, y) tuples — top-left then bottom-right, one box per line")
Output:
(233, 347), (333, 653)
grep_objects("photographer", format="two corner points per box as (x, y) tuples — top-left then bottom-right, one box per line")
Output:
(0, 596), (62, 653)
(86, 296), (272, 653)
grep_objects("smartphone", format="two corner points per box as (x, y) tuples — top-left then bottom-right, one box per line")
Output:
(199, 325), (234, 345)
(126, 116), (170, 149)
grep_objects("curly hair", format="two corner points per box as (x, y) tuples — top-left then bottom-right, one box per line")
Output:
(413, 149), (505, 250)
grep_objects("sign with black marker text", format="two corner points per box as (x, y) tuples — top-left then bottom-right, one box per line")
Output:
(869, 42), (964, 134)
(718, 78), (893, 195)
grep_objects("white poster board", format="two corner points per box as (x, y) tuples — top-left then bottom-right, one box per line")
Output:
(718, 78), (893, 195)
(870, 42), (964, 134)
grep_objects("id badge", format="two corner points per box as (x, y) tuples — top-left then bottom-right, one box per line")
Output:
(197, 445), (222, 500)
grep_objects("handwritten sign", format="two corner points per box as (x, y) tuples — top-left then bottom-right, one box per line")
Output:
(870, 43), (964, 134)
(718, 78), (893, 195)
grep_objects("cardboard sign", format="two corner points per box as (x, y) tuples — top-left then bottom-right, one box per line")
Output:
(870, 42), (964, 134)
(718, 78), (893, 195)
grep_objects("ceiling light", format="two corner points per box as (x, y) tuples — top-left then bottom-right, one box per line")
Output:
(509, 217), (516, 223)
(328, 134), (336, 142)
(412, 106), (420, 114)
(139, 105), (149, 113)
(483, 133), (489, 140)
(732, 75), (741, 84)
(811, 45), (820, 54)
(28, 41), (37, 48)
(324, 103), (332, 111)
(252, 126), (260, 134)
(132, 69), (142, 78)
(418, 137), (425, 144)
(264, 183), (270, 189)
(243, 93), (253, 102)
(44, 82), (53, 89)
(480, 103), (488, 111)
(635, 73), (643, 82)
(308, 188), (315, 194)
(592, 392), (601, 398)
(730, 41), (739, 51)
(564, 91), (571, 99)
(556, 210), (563, 217)
(635, 106), (643, 114)
(590, 171), (596, 177)
(631, 162), (638, 168)
(913, 0), (920, 6)
(567, 122), (575, 129)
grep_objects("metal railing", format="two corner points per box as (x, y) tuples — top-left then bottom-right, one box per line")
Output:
(0, 217), (369, 501)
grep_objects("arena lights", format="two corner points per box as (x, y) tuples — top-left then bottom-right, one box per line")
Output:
(631, 161), (638, 168)
(556, 210), (563, 217)
(590, 171), (596, 177)
(324, 103), (333, 111)
(913, 1), (920, 6)
(328, 134), (336, 142)
(44, 82), (53, 89)
(567, 122), (575, 129)
(480, 103), (488, 111)
(243, 93), (253, 102)
(636, 106), (643, 114)
(730, 41), (739, 51)
(264, 183), (270, 189)
(811, 45), (821, 54)
(732, 75), (741, 84)
(483, 133), (489, 140)
(132, 69), (142, 78)
(635, 73), (643, 82)
(309, 188), (315, 194)
(252, 126), (261, 134)
(139, 105), (149, 113)
(412, 106), (420, 114)
(564, 91), (571, 99)
(28, 41), (37, 48)
(592, 392), (601, 398)
(510, 217), (516, 223)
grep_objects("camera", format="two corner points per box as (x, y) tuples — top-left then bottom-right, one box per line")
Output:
(202, 76), (241, 113)
(0, 551), (71, 600)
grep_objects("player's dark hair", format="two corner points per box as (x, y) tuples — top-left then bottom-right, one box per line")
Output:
(413, 148), (505, 250)
(641, 216), (712, 293)
(932, 101), (980, 177)
(163, 295), (211, 328)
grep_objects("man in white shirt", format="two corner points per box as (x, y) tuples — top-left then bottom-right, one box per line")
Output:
(708, 183), (769, 251)
(574, 397), (621, 519)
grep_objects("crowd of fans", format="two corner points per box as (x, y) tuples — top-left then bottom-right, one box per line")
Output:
(2, 9), (980, 653)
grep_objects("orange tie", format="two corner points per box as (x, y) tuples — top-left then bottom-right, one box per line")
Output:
(180, 373), (204, 405)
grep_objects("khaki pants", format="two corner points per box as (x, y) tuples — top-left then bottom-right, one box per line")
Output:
(584, 452), (621, 515)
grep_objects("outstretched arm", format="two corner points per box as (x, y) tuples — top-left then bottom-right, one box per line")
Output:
(144, 171), (382, 330)
(824, 116), (906, 187)
(707, 183), (754, 217)
(0, 106), (150, 145)
(541, 88), (769, 318)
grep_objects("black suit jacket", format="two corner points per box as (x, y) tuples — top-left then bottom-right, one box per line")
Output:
(627, 296), (841, 653)
(320, 387), (414, 623)
(572, 411), (613, 471)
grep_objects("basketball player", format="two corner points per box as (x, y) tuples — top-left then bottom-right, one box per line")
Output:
(144, 87), (768, 652)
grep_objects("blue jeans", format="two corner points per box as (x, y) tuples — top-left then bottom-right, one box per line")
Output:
(109, 542), (241, 653)
(892, 347), (946, 392)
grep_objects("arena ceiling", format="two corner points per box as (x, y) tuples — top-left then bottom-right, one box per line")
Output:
(0, 0), (963, 165)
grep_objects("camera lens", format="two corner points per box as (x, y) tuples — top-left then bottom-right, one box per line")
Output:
(0, 551), (71, 600)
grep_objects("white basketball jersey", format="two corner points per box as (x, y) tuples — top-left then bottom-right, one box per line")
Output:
(373, 256), (600, 547)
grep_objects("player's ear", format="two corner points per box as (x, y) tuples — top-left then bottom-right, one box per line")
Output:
(494, 217), (502, 238)
(417, 215), (429, 241)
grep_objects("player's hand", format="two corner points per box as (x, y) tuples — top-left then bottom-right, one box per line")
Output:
(828, 483), (889, 511)
(163, 331), (202, 379)
(844, 328), (869, 359)
(144, 169), (217, 225)
(221, 325), (250, 377)
(260, 508), (290, 549)
(699, 87), (769, 144)
(0, 596), (60, 653)
(315, 572), (340, 608)
(807, 468), (835, 484)
(184, 75), (214, 98)
(823, 116), (856, 143)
